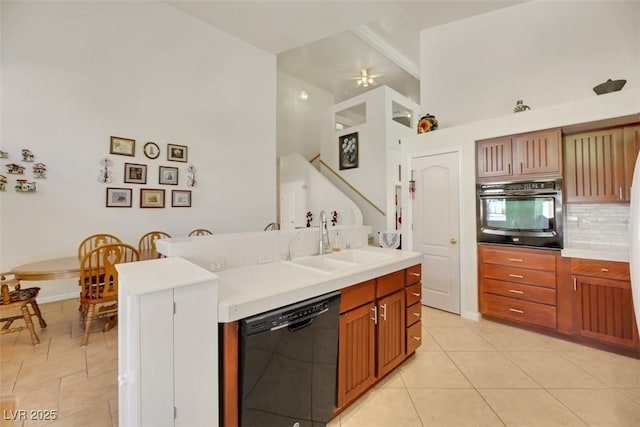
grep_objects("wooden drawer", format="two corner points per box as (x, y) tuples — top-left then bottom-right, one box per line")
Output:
(340, 279), (375, 313)
(571, 259), (630, 281)
(482, 278), (556, 305)
(481, 293), (556, 329)
(377, 270), (404, 298)
(406, 302), (421, 327)
(406, 321), (422, 354)
(405, 264), (422, 285)
(405, 283), (422, 306)
(483, 264), (556, 289)
(481, 246), (556, 271)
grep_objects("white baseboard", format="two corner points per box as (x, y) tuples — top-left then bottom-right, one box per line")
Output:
(462, 310), (481, 322)
(38, 292), (78, 304)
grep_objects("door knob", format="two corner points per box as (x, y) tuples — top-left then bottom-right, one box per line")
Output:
(450, 238), (457, 244)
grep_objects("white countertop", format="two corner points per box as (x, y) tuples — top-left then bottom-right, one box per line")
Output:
(562, 244), (630, 263)
(215, 247), (422, 322)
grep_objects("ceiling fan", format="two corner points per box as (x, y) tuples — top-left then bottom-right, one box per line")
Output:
(351, 68), (381, 88)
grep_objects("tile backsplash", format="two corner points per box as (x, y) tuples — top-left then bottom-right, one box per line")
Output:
(564, 204), (630, 247)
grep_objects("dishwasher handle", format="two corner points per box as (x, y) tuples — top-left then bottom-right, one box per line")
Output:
(287, 316), (316, 332)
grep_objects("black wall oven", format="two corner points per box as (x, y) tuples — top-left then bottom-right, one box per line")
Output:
(477, 179), (563, 249)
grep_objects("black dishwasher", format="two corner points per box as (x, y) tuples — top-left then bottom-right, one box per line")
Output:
(239, 291), (340, 427)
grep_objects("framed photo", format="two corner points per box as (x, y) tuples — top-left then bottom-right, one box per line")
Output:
(110, 136), (135, 157)
(143, 142), (160, 159)
(140, 188), (165, 208)
(339, 132), (359, 170)
(172, 190), (191, 207)
(167, 144), (188, 162)
(106, 187), (132, 208)
(159, 166), (178, 185)
(124, 163), (147, 184)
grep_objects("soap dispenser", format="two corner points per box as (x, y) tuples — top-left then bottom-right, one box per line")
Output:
(332, 231), (343, 252)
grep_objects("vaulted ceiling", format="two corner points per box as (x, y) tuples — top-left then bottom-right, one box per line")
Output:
(166, 1), (527, 103)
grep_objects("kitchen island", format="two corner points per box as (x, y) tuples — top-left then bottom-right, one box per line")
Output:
(117, 240), (422, 427)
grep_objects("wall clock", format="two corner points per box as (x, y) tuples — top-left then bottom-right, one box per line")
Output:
(143, 142), (160, 159)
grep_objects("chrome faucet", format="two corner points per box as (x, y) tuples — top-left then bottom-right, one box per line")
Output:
(318, 210), (331, 255)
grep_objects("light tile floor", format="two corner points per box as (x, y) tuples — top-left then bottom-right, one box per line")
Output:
(1, 300), (639, 426)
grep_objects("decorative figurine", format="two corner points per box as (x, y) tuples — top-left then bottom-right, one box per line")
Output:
(5, 163), (25, 174)
(331, 210), (338, 226)
(417, 114), (438, 133)
(186, 165), (197, 187)
(0, 175), (6, 191)
(21, 149), (34, 162)
(306, 211), (313, 228)
(15, 179), (36, 192)
(98, 158), (112, 184)
(33, 163), (47, 178)
(513, 100), (530, 113)
(0, 150), (8, 159)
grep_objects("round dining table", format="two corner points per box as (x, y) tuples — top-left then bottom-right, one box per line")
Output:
(7, 251), (158, 281)
(9, 256), (80, 281)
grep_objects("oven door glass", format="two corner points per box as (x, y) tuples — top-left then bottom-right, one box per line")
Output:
(483, 196), (556, 233)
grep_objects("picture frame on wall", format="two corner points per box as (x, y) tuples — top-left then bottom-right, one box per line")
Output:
(339, 132), (358, 170)
(143, 142), (160, 159)
(110, 136), (136, 157)
(140, 188), (165, 208)
(106, 187), (132, 208)
(124, 163), (147, 184)
(167, 144), (188, 162)
(172, 190), (191, 207)
(159, 166), (178, 185)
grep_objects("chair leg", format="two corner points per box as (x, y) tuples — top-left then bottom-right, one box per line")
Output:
(29, 300), (47, 329)
(20, 305), (40, 347)
(81, 304), (96, 347)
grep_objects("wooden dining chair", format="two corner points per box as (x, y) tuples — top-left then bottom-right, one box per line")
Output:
(138, 231), (171, 259)
(0, 273), (47, 346)
(79, 243), (139, 347)
(77, 233), (122, 259)
(188, 228), (213, 237)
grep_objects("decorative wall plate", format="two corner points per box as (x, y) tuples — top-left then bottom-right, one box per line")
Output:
(143, 142), (160, 159)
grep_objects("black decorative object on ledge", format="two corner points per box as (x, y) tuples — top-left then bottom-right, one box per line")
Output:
(513, 100), (530, 113)
(593, 79), (626, 95)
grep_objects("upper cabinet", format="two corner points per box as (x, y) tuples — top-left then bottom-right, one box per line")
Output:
(476, 128), (562, 181)
(564, 124), (640, 203)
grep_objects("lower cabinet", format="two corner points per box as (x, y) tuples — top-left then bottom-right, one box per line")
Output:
(337, 266), (421, 410)
(571, 259), (640, 349)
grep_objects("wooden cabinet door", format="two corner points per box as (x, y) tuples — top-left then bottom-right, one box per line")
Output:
(573, 275), (639, 348)
(477, 137), (512, 180)
(564, 128), (625, 202)
(513, 129), (561, 176)
(376, 291), (406, 378)
(623, 124), (640, 201)
(337, 302), (376, 408)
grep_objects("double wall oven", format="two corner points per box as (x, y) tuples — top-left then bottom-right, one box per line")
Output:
(476, 179), (563, 249)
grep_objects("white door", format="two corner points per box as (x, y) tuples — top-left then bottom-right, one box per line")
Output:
(412, 152), (461, 314)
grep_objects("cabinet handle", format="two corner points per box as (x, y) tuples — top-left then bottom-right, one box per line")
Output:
(508, 274), (524, 279)
(380, 303), (387, 321)
(508, 163), (511, 174)
(600, 268), (609, 273)
(508, 258), (523, 262)
(509, 289), (524, 294)
(412, 312), (421, 317)
(412, 336), (421, 341)
(371, 306), (378, 324)
(411, 292), (421, 297)
(509, 308), (525, 314)
(573, 277), (577, 292)
(520, 162), (523, 174)
(620, 187), (623, 200)
(410, 272), (421, 277)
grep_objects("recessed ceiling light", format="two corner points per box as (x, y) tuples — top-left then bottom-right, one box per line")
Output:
(299, 90), (308, 100)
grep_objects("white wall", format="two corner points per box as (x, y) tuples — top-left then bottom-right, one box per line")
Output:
(279, 153), (362, 230)
(277, 71), (334, 160)
(420, 0), (640, 127)
(0, 1), (276, 299)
